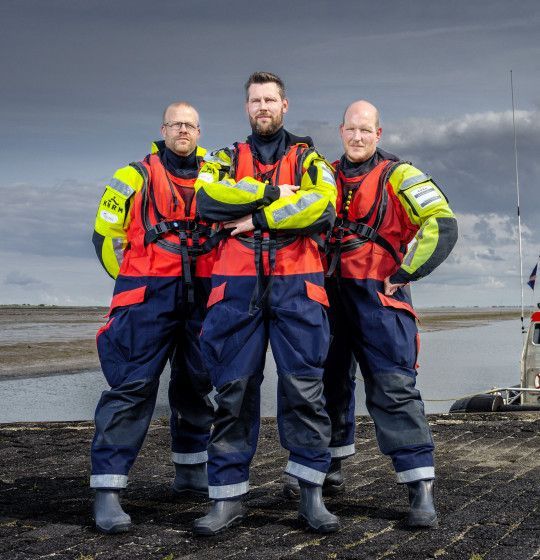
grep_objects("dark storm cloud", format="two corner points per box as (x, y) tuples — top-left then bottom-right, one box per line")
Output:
(4, 271), (47, 287)
(2, 0), (540, 186)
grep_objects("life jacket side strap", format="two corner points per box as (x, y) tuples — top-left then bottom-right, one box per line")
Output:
(343, 220), (401, 266)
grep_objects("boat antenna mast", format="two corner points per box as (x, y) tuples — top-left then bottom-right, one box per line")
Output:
(510, 70), (526, 335)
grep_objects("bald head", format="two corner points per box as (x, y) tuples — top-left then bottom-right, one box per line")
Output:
(340, 100), (382, 163)
(162, 101), (199, 126)
(342, 100), (379, 128)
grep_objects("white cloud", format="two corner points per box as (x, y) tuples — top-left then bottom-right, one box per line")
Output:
(413, 211), (537, 307)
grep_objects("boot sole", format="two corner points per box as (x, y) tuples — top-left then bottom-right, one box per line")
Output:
(298, 513), (340, 534)
(193, 514), (245, 536)
(407, 514), (438, 529)
(95, 521), (131, 535)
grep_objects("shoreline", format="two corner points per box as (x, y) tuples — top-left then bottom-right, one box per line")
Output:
(0, 306), (526, 382)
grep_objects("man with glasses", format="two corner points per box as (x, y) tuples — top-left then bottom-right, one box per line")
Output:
(315, 100), (457, 527)
(90, 102), (216, 533)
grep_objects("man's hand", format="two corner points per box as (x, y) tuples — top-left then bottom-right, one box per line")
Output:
(384, 276), (407, 296)
(278, 184), (300, 198)
(224, 215), (255, 237)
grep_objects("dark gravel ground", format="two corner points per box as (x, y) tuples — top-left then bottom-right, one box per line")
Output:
(0, 413), (538, 560)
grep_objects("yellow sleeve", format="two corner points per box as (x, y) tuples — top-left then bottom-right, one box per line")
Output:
(195, 147), (281, 221)
(92, 164), (145, 279)
(388, 164), (458, 283)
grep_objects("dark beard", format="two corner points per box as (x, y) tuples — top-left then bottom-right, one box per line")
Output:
(249, 114), (283, 136)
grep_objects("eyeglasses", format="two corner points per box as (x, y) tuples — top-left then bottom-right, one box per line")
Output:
(163, 121), (199, 132)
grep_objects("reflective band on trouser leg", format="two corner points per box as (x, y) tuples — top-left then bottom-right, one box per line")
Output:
(329, 444), (356, 459)
(209, 481), (250, 500)
(285, 461), (326, 485)
(171, 451), (208, 465)
(396, 466), (435, 483)
(90, 474), (128, 489)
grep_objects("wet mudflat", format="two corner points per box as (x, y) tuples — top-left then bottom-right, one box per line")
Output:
(0, 413), (538, 560)
(0, 306), (524, 380)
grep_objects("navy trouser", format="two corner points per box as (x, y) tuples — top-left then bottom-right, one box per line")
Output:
(323, 277), (435, 483)
(90, 275), (214, 489)
(200, 273), (332, 499)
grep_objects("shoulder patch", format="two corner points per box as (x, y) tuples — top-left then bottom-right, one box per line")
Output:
(408, 184), (443, 208)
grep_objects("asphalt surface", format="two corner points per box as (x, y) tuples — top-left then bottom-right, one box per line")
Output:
(0, 413), (538, 559)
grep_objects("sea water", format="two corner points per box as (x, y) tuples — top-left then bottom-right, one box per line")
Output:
(0, 320), (524, 422)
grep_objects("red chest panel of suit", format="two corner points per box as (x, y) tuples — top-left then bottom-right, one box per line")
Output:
(121, 154), (214, 278)
(235, 142), (302, 185)
(334, 160), (418, 280)
(144, 154), (196, 222)
(211, 143), (324, 277)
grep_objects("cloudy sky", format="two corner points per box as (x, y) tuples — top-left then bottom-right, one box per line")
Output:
(2, 0), (540, 307)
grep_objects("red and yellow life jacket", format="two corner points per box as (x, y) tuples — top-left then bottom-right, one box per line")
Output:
(328, 159), (419, 281)
(119, 153), (216, 279)
(211, 142), (324, 278)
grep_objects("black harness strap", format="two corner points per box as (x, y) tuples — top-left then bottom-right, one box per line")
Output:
(248, 230), (264, 316)
(144, 219), (199, 246)
(325, 224), (344, 278)
(198, 228), (230, 254)
(344, 220), (401, 265)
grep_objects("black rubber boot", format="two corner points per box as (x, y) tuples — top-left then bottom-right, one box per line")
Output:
(282, 473), (300, 500)
(193, 499), (245, 536)
(407, 479), (438, 528)
(93, 490), (131, 534)
(172, 462), (208, 496)
(298, 482), (340, 533)
(323, 459), (345, 496)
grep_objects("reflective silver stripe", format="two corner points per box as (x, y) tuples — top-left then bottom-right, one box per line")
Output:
(208, 481), (249, 499)
(90, 474), (128, 489)
(321, 165), (337, 187)
(198, 172), (214, 184)
(112, 237), (124, 267)
(285, 460), (326, 485)
(171, 451), (208, 465)
(272, 192), (322, 223)
(399, 173), (430, 191)
(395, 466), (435, 484)
(329, 444), (355, 458)
(419, 195), (441, 208)
(232, 179), (259, 194)
(402, 226), (424, 267)
(109, 178), (135, 197)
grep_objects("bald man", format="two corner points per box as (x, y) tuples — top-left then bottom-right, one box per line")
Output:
(91, 102), (218, 533)
(319, 100), (456, 527)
